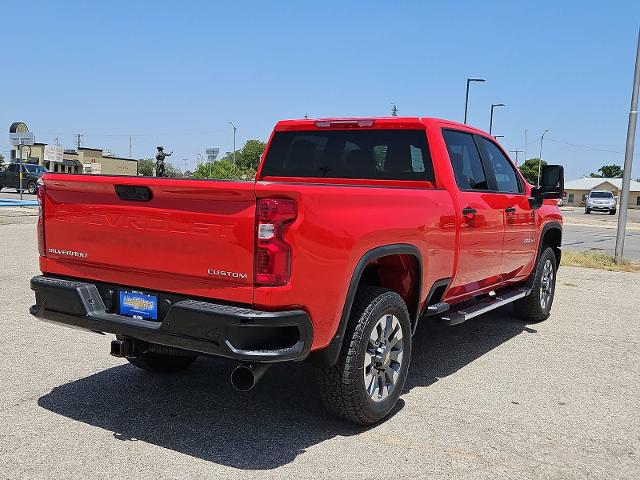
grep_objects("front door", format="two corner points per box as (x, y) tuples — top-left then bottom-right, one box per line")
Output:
(442, 130), (504, 297)
(475, 136), (536, 280)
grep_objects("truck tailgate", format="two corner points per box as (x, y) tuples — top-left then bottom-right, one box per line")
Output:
(41, 174), (256, 304)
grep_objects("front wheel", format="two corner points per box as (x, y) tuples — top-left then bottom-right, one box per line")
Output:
(610, 209), (616, 215)
(27, 182), (37, 195)
(585, 208), (591, 214)
(514, 247), (557, 322)
(318, 286), (412, 425)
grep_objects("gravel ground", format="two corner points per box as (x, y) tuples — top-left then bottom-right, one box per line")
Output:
(1, 222), (639, 479)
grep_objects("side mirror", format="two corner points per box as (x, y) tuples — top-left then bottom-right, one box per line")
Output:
(529, 165), (564, 209)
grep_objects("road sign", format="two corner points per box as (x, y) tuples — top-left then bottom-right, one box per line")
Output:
(44, 145), (64, 163)
(206, 148), (219, 162)
(9, 131), (34, 146)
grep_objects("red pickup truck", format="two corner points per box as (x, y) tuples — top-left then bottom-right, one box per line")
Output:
(30, 117), (563, 424)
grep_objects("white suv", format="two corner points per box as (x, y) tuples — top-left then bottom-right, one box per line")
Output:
(585, 190), (617, 215)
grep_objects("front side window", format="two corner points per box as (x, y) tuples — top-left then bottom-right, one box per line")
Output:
(261, 129), (434, 182)
(442, 130), (488, 190)
(8, 164), (18, 172)
(477, 137), (522, 193)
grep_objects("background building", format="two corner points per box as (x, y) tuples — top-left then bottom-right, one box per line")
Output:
(11, 144), (137, 175)
(564, 177), (640, 208)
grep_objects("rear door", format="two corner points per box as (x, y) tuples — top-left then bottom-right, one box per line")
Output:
(442, 130), (504, 296)
(476, 136), (536, 280)
(42, 175), (257, 304)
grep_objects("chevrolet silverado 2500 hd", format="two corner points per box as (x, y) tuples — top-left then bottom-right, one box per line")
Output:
(30, 117), (563, 424)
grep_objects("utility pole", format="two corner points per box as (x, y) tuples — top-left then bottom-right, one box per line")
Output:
(489, 103), (505, 135)
(464, 77), (485, 124)
(537, 129), (549, 186)
(524, 129), (528, 163)
(129, 136), (132, 159)
(615, 28), (640, 263)
(510, 149), (524, 165)
(76, 134), (82, 149)
(229, 122), (237, 165)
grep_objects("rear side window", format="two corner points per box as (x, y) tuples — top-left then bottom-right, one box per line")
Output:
(477, 137), (522, 194)
(261, 129), (434, 181)
(442, 130), (489, 190)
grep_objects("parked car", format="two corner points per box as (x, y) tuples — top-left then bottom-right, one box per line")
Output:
(0, 163), (48, 194)
(584, 190), (616, 215)
(29, 117), (564, 424)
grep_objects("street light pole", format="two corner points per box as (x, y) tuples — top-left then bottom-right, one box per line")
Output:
(615, 28), (640, 263)
(489, 103), (505, 135)
(229, 122), (237, 165)
(18, 142), (23, 200)
(464, 78), (485, 124)
(537, 129), (549, 186)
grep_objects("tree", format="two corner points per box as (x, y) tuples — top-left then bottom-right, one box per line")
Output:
(137, 158), (154, 176)
(218, 139), (266, 171)
(590, 164), (623, 178)
(164, 163), (182, 177)
(192, 160), (255, 180)
(518, 158), (547, 185)
(0, 153), (4, 166)
(137, 158), (182, 177)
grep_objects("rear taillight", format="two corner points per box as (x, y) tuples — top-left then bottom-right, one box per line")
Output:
(255, 198), (297, 286)
(37, 179), (46, 257)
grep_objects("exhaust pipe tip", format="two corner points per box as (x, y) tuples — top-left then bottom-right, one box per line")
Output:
(230, 363), (270, 391)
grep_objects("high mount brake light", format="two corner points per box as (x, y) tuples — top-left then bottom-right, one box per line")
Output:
(315, 119), (375, 128)
(255, 198), (297, 286)
(37, 180), (46, 257)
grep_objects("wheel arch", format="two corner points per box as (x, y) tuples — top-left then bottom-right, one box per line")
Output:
(309, 243), (423, 367)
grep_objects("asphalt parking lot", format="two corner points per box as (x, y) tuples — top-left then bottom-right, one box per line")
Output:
(1, 221), (639, 479)
(561, 208), (640, 261)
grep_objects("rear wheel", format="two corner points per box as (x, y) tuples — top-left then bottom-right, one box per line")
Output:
(514, 247), (557, 322)
(127, 346), (197, 374)
(318, 286), (412, 425)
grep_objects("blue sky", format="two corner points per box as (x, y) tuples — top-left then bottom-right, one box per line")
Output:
(1, 0), (639, 179)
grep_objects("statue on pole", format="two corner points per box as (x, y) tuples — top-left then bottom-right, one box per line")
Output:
(155, 146), (173, 177)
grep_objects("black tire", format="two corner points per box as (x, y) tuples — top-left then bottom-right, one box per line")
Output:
(318, 286), (412, 425)
(27, 182), (37, 195)
(585, 208), (591, 214)
(513, 247), (557, 323)
(127, 348), (197, 374)
(610, 209), (616, 215)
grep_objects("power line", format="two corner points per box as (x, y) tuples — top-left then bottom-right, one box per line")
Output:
(546, 138), (639, 156)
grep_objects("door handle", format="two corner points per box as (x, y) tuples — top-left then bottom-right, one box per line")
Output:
(462, 207), (477, 217)
(505, 207), (517, 213)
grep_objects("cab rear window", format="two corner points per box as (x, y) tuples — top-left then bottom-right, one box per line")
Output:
(261, 129), (434, 181)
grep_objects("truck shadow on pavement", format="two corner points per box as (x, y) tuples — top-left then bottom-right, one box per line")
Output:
(38, 307), (534, 470)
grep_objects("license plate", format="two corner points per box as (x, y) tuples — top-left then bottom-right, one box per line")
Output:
(119, 290), (158, 320)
